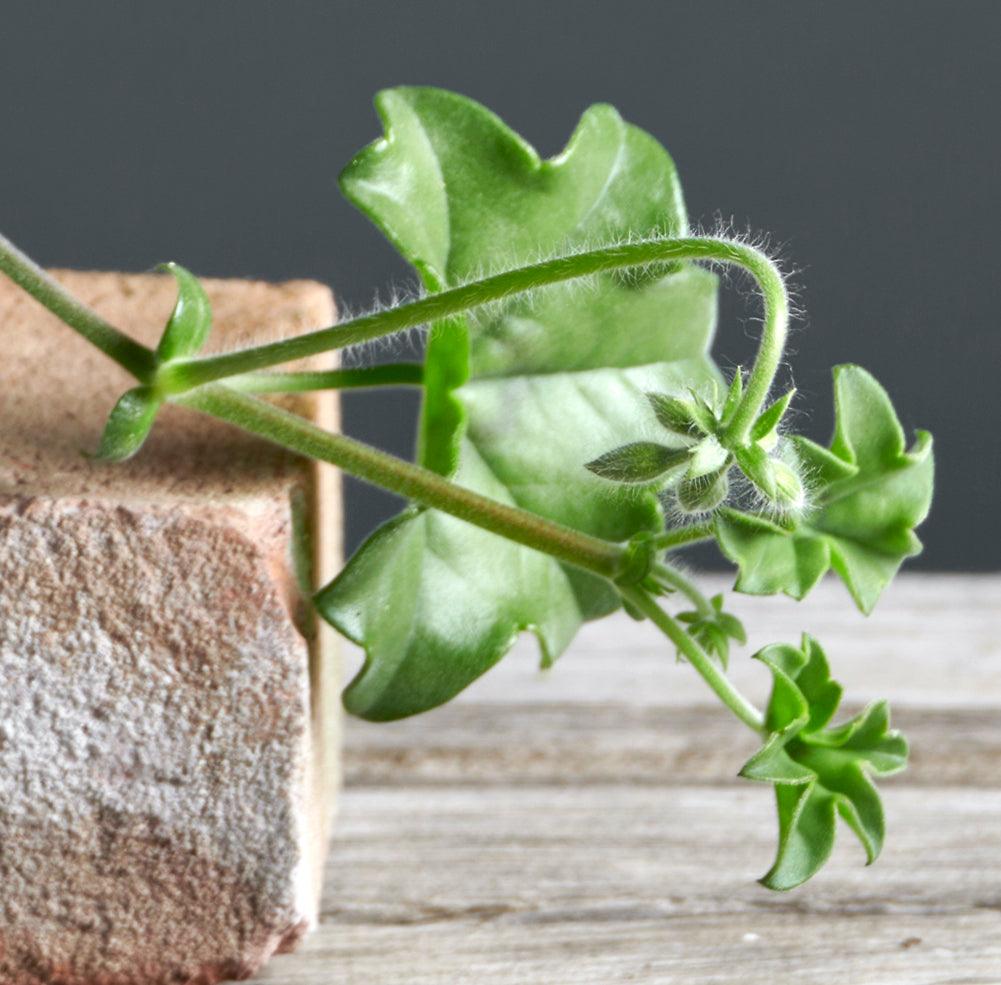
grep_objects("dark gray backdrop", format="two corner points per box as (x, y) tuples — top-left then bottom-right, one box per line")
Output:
(2, 1), (996, 568)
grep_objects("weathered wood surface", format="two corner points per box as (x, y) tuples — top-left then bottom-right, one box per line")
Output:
(255, 574), (1001, 984)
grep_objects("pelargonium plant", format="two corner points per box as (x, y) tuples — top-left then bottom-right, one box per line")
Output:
(0, 87), (933, 890)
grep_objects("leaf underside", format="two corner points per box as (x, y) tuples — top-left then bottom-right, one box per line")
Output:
(318, 87), (720, 720)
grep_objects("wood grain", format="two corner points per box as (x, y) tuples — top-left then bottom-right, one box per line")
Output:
(253, 574), (1001, 984)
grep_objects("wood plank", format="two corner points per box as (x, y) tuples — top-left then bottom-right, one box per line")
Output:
(344, 575), (1001, 788)
(257, 786), (1001, 984)
(345, 703), (1000, 788)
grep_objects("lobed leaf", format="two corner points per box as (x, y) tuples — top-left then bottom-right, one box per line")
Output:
(716, 365), (933, 613)
(321, 87), (720, 719)
(740, 635), (908, 890)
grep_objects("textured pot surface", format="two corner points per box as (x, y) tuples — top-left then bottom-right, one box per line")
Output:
(0, 271), (342, 985)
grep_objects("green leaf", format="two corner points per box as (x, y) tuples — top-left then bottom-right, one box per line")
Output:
(716, 365), (933, 614)
(585, 442), (690, 484)
(326, 88), (719, 718)
(91, 386), (162, 462)
(154, 262), (212, 363)
(317, 451), (582, 720)
(740, 635), (908, 890)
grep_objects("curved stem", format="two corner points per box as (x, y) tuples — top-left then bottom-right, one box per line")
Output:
(620, 586), (764, 734)
(159, 237), (789, 434)
(180, 384), (628, 581)
(227, 362), (423, 394)
(652, 562), (714, 617)
(0, 233), (157, 381)
(654, 523), (714, 552)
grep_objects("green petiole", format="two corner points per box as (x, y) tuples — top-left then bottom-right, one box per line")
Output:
(653, 523), (715, 552)
(620, 585), (765, 734)
(179, 384), (629, 582)
(651, 561), (715, 618)
(0, 232), (157, 381)
(227, 363), (424, 393)
(156, 236), (789, 443)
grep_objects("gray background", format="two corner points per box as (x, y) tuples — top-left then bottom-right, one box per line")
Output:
(1, 1), (996, 568)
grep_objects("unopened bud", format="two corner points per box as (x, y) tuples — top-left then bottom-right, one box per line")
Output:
(771, 460), (805, 509)
(677, 468), (729, 513)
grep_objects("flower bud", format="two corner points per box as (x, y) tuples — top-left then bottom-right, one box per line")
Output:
(677, 468), (729, 513)
(771, 460), (805, 509)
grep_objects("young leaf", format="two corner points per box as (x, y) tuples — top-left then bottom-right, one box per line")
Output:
(326, 87), (720, 717)
(154, 262), (212, 363)
(91, 386), (162, 462)
(585, 442), (690, 484)
(740, 635), (907, 890)
(716, 365), (933, 613)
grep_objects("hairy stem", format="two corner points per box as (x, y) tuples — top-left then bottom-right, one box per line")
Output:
(228, 363), (423, 393)
(620, 586), (765, 733)
(180, 384), (629, 580)
(0, 232), (157, 380)
(158, 237), (789, 434)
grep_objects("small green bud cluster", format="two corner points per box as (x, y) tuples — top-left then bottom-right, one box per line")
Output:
(677, 593), (747, 669)
(585, 370), (805, 516)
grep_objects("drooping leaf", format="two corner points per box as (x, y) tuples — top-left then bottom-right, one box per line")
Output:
(91, 386), (162, 462)
(317, 450), (582, 720)
(322, 87), (719, 719)
(740, 635), (908, 890)
(716, 365), (933, 613)
(154, 262), (212, 362)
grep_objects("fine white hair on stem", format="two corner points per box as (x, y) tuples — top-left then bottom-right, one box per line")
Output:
(338, 279), (430, 366)
(330, 219), (803, 386)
